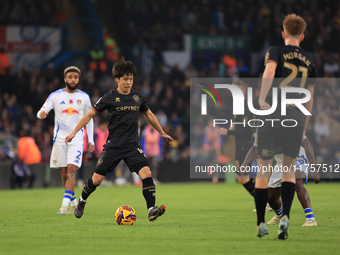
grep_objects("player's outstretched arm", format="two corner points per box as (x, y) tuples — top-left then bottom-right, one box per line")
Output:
(301, 137), (320, 183)
(37, 94), (55, 119)
(143, 109), (173, 145)
(65, 109), (97, 144)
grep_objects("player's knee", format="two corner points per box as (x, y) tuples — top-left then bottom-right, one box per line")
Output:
(237, 176), (249, 185)
(92, 177), (102, 186)
(139, 167), (152, 179)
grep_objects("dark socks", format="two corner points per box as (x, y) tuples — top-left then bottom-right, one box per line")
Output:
(142, 177), (156, 209)
(254, 188), (268, 226)
(81, 178), (98, 200)
(243, 180), (255, 197)
(281, 182), (295, 219)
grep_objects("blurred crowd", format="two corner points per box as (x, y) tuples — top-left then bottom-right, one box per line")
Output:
(109, 0), (340, 53)
(0, 62), (191, 182)
(1, 0), (340, 185)
(0, 0), (66, 26)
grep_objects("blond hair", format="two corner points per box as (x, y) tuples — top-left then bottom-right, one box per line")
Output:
(64, 66), (81, 77)
(283, 14), (306, 37)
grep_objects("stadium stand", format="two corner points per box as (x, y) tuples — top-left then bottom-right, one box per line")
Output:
(1, 0), (340, 188)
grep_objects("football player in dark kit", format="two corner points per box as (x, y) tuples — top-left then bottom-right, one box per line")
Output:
(255, 14), (317, 239)
(218, 80), (255, 196)
(65, 57), (173, 221)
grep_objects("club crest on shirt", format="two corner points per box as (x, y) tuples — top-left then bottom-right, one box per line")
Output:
(53, 160), (57, 165)
(133, 95), (139, 102)
(69, 99), (73, 104)
(116, 97), (120, 102)
(77, 99), (81, 105)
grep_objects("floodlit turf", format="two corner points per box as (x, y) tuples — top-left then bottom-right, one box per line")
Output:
(1, 182), (340, 255)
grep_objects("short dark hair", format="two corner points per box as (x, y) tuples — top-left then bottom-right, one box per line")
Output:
(112, 57), (137, 79)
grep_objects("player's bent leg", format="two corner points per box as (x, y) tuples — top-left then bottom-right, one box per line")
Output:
(295, 176), (310, 209)
(138, 166), (166, 222)
(74, 173), (104, 218)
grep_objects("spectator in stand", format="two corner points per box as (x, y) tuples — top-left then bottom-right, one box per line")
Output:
(39, 131), (52, 164)
(0, 0), (10, 25)
(0, 47), (11, 90)
(27, 4), (41, 25)
(89, 44), (107, 80)
(9, 2), (27, 24)
(142, 124), (162, 182)
(170, 63), (185, 83)
(52, 1), (67, 26)
(94, 119), (109, 159)
(155, 109), (167, 128)
(11, 157), (36, 189)
(223, 51), (237, 77)
(314, 114), (330, 144)
(192, 52), (207, 72)
(323, 54), (339, 77)
(17, 129), (42, 165)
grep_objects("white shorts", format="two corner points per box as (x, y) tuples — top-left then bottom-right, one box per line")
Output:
(50, 143), (83, 169)
(268, 163), (308, 188)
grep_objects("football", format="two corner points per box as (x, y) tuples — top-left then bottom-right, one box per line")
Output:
(115, 205), (137, 225)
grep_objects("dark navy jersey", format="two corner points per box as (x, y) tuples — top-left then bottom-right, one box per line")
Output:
(264, 45), (317, 99)
(92, 88), (149, 148)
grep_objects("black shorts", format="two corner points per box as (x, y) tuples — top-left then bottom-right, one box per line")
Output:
(235, 141), (253, 177)
(257, 107), (304, 160)
(95, 146), (150, 176)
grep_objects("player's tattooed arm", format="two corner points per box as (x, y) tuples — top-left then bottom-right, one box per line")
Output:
(301, 137), (320, 183)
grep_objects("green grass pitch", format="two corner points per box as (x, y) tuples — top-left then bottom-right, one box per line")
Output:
(1, 182), (340, 255)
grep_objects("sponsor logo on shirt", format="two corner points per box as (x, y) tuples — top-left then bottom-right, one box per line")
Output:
(116, 106), (140, 111)
(60, 101), (65, 104)
(116, 97), (120, 102)
(61, 107), (79, 115)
